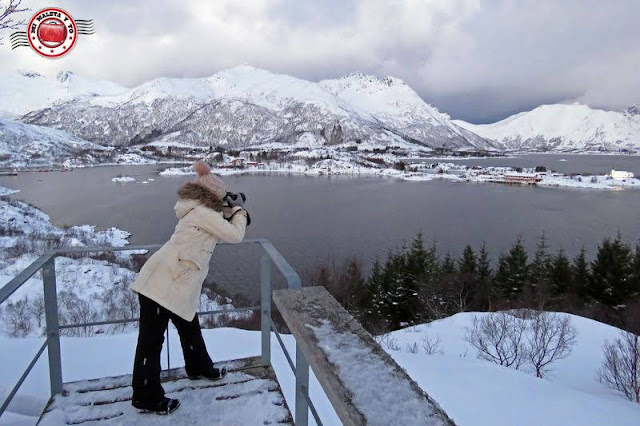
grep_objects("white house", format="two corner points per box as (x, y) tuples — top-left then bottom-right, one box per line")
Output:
(611, 169), (634, 180)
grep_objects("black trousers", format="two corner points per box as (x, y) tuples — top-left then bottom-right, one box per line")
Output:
(132, 293), (214, 402)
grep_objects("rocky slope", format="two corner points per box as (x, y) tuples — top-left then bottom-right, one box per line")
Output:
(0, 118), (109, 168)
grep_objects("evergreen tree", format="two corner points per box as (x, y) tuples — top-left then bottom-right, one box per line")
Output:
(589, 235), (633, 307)
(571, 247), (590, 302)
(440, 251), (456, 277)
(424, 240), (440, 282)
(549, 249), (572, 297)
(529, 231), (552, 289)
(477, 243), (492, 283)
(459, 245), (477, 275)
(375, 248), (422, 329)
(494, 237), (529, 301)
(476, 242), (493, 310)
(362, 260), (385, 329)
(406, 231), (427, 280)
(631, 242), (640, 297)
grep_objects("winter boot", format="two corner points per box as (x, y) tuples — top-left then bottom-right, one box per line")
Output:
(187, 366), (227, 381)
(132, 397), (180, 415)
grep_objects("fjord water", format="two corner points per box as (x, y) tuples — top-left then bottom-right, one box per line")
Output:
(2, 155), (639, 298)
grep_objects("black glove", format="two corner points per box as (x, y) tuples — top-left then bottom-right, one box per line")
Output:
(224, 192), (246, 209)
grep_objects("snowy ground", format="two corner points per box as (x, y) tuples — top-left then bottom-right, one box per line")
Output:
(1, 313), (639, 425)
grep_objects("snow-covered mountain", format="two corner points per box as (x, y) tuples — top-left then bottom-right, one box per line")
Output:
(320, 73), (494, 150)
(0, 118), (108, 167)
(0, 70), (126, 119)
(12, 66), (498, 152)
(454, 104), (640, 152)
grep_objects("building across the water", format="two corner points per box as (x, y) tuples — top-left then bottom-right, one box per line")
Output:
(485, 173), (542, 185)
(611, 169), (634, 180)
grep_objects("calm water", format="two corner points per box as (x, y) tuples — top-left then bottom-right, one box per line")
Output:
(2, 155), (640, 300)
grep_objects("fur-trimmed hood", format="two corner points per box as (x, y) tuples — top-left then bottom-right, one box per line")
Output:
(177, 182), (225, 212)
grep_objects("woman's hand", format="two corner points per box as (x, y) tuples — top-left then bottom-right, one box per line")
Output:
(225, 192), (246, 209)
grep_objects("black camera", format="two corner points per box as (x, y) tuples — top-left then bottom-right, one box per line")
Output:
(224, 192), (246, 203)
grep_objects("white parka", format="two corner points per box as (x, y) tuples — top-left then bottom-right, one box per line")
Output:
(130, 185), (248, 321)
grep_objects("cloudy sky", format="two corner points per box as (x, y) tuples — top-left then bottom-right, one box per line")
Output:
(1, 0), (639, 123)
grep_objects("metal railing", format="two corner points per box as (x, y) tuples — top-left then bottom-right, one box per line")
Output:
(0, 238), (320, 425)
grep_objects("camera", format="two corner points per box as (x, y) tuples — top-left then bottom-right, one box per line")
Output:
(224, 192), (246, 203)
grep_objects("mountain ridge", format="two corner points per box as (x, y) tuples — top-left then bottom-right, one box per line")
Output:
(454, 103), (640, 152)
(6, 66), (499, 152)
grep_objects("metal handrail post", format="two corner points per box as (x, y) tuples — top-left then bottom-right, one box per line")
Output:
(42, 257), (63, 397)
(295, 344), (310, 426)
(260, 253), (272, 367)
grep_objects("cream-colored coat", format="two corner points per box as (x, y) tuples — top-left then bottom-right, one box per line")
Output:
(130, 199), (247, 321)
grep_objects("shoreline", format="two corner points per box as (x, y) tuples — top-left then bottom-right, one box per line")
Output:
(157, 162), (640, 191)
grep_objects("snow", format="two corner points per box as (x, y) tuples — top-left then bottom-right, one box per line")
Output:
(1, 313), (639, 425)
(0, 71), (126, 119)
(111, 176), (136, 183)
(0, 118), (106, 168)
(383, 313), (640, 425)
(0, 187), (19, 197)
(455, 103), (640, 152)
(40, 370), (291, 426)
(308, 319), (444, 426)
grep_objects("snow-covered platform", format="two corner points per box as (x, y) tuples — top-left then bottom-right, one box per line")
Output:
(38, 357), (293, 425)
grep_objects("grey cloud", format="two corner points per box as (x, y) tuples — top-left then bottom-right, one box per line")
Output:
(0, 0), (638, 123)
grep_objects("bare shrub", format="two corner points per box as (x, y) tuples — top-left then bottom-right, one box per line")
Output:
(2, 296), (32, 337)
(214, 310), (261, 331)
(422, 335), (443, 355)
(527, 312), (577, 377)
(58, 291), (96, 337)
(466, 312), (528, 369)
(374, 334), (401, 351)
(598, 331), (640, 402)
(406, 342), (419, 354)
(28, 294), (45, 329)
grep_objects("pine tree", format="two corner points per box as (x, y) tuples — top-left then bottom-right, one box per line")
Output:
(440, 251), (456, 277)
(477, 243), (492, 283)
(589, 235), (633, 307)
(424, 240), (440, 282)
(571, 247), (590, 302)
(631, 242), (640, 297)
(476, 242), (493, 310)
(459, 245), (477, 275)
(549, 249), (572, 297)
(494, 237), (529, 301)
(406, 231), (427, 280)
(529, 231), (552, 289)
(376, 248), (424, 329)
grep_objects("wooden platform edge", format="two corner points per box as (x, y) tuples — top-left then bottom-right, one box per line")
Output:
(273, 286), (456, 426)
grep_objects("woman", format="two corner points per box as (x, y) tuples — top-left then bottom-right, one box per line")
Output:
(129, 161), (250, 415)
